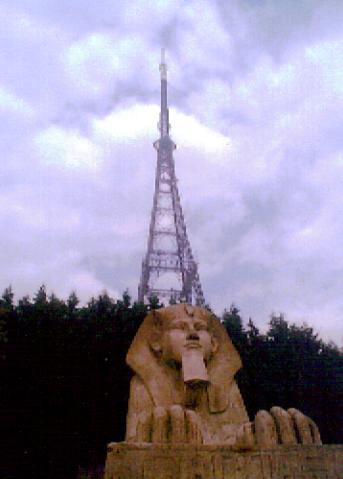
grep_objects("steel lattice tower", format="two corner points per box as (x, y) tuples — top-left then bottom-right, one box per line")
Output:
(138, 50), (205, 306)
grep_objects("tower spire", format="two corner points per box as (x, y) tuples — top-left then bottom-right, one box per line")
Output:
(138, 51), (205, 306)
(159, 48), (169, 137)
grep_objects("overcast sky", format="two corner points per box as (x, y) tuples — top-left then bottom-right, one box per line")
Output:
(1, 0), (342, 343)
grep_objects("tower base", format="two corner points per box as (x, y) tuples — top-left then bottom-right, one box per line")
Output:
(104, 442), (343, 479)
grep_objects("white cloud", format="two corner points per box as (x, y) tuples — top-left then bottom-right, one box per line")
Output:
(92, 103), (156, 142)
(64, 33), (161, 101)
(92, 102), (230, 159)
(175, 0), (233, 72)
(172, 108), (230, 156)
(35, 126), (101, 170)
(0, 85), (34, 118)
(305, 38), (343, 96)
(65, 33), (122, 97)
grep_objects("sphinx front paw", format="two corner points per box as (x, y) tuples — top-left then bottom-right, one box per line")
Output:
(133, 405), (203, 445)
(219, 422), (254, 450)
(254, 406), (322, 448)
(232, 422), (255, 450)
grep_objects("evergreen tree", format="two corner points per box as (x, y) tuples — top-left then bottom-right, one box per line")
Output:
(222, 304), (247, 353)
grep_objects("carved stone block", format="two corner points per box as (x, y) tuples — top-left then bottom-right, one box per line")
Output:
(104, 444), (343, 479)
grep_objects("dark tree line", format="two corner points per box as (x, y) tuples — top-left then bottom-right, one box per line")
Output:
(0, 287), (342, 479)
(222, 306), (342, 446)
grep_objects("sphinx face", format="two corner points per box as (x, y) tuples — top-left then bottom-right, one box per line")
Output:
(160, 314), (216, 366)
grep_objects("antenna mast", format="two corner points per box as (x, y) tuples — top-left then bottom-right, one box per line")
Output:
(159, 48), (169, 137)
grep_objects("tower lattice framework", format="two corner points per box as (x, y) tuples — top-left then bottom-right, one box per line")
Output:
(138, 51), (205, 306)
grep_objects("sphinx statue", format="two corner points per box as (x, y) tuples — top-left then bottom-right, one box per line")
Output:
(125, 304), (321, 448)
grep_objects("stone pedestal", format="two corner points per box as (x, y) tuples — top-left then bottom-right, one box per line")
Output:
(105, 442), (343, 479)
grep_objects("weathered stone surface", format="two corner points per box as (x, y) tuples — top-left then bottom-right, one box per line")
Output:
(254, 410), (278, 448)
(288, 408), (322, 445)
(104, 443), (343, 479)
(151, 406), (168, 443)
(270, 406), (297, 445)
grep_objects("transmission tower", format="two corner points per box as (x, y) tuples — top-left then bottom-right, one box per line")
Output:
(138, 50), (205, 306)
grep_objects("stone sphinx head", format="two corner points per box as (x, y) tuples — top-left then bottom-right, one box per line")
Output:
(152, 304), (217, 367)
(126, 304), (242, 413)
